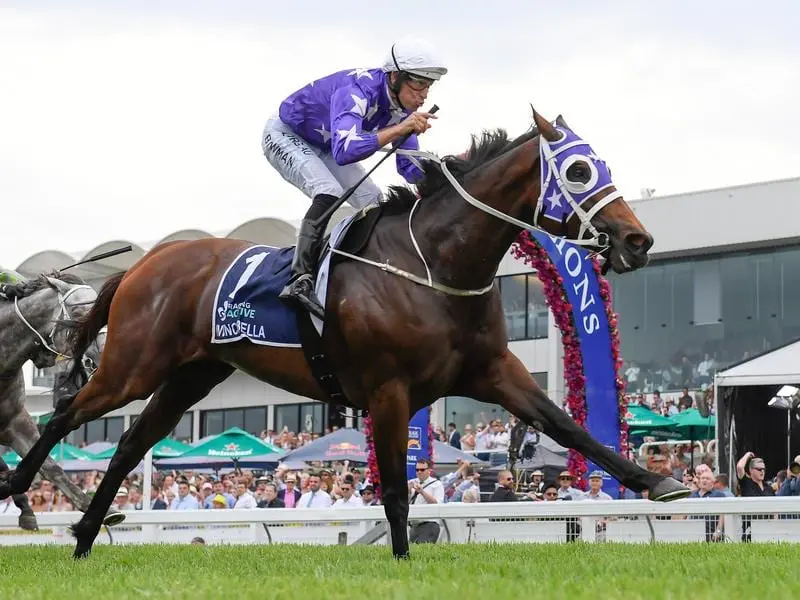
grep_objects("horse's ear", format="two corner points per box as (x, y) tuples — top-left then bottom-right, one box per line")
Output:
(530, 105), (561, 143)
(555, 114), (570, 130)
(45, 276), (72, 296)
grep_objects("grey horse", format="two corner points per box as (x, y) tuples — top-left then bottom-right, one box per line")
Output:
(0, 272), (124, 529)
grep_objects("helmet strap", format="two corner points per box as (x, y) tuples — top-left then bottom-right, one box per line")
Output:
(389, 43), (409, 111)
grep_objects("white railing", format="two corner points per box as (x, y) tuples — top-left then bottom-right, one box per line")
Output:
(2, 498), (799, 547)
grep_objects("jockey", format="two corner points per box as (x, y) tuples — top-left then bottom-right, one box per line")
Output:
(261, 36), (447, 318)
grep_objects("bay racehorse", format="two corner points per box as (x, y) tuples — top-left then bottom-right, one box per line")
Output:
(0, 273), (124, 528)
(0, 110), (690, 559)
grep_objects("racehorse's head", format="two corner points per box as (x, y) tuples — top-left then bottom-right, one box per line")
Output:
(16, 274), (98, 369)
(530, 109), (653, 273)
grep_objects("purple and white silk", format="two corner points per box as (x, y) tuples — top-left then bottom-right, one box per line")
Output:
(535, 126), (620, 244)
(279, 68), (423, 183)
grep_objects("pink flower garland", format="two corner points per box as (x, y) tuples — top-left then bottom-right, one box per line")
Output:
(363, 414), (381, 499)
(511, 230), (629, 491)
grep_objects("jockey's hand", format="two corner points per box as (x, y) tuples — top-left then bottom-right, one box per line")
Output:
(402, 111), (436, 136)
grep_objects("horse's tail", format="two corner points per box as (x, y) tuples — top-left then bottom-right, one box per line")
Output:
(63, 271), (126, 386)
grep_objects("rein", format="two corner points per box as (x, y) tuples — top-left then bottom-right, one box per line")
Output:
(331, 136), (616, 296)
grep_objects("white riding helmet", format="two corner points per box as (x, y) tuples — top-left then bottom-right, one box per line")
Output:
(382, 37), (448, 81)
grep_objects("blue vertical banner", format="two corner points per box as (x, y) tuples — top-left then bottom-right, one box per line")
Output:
(531, 230), (621, 498)
(406, 407), (431, 480)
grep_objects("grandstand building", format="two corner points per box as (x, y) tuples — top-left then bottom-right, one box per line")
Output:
(17, 176), (800, 447)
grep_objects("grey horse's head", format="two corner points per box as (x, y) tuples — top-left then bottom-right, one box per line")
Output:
(1, 272), (98, 370)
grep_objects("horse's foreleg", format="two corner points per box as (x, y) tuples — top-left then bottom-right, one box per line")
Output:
(1, 411), (122, 525)
(468, 351), (689, 500)
(0, 455), (36, 530)
(368, 379), (412, 559)
(71, 360), (233, 559)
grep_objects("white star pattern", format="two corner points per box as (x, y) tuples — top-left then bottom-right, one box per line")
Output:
(313, 124), (331, 143)
(348, 68), (374, 80)
(547, 190), (563, 209)
(350, 94), (367, 117)
(336, 125), (363, 152)
(365, 102), (379, 121)
(387, 110), (405, 126)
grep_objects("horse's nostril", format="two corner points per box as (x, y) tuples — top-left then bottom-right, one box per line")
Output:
(623, 232), (653, 255)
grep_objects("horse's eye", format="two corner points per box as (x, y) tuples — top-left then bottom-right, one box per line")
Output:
(566, 161), (591, 184)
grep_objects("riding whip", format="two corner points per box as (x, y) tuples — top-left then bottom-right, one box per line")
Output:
(60, 245), (133, 271)
(314, 104), (440, 226)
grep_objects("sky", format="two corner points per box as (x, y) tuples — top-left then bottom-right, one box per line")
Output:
(1, 1), (798, 267)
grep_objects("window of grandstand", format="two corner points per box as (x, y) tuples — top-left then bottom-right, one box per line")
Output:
(498, 274), (549, 341)
(129, 411), (193, 442)
(200, 407), (267, 437)
(68, 416), (124, 445)
(274, 402), (327, 434)
(609, 244), (800, 393)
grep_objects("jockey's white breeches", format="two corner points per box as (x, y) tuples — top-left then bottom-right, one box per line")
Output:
(261, 116), (383, 209)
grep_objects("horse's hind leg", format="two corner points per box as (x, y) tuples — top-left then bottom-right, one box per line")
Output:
(467, 351), (690, 500)
(0, 456), (36, 530)
(71, 360), (234, 559)
(368, 380), (412, 559)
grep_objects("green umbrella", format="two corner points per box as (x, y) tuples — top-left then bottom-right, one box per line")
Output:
(624, 405), (678, 433)
(671, 408), (715, 441)
(1, 442), (92, 467)
(1, 450), (19, 468)
(176, 427), (279, 459)
(628, 428), (683, 441)
(90, 437), (192, 460)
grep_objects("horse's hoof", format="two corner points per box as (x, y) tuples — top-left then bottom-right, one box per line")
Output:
(393, 552), (410, 560)
(73, 546), (92, 561)
(18, 514), (39, 531)
(103, 510), (126, 527)
(649, 477), (692, 502)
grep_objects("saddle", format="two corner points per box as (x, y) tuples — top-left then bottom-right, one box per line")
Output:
(295, 204), (384, 416)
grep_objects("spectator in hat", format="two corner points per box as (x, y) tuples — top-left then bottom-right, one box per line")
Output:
(114, 487), (135, 511)
(557, 471), (584, 500)
(360, 486), (379, 506)
(584, 471), (612, 501)
(529, 470), (545, 496)
(210, 494), (228, 509)
(278, 474), (302, 508)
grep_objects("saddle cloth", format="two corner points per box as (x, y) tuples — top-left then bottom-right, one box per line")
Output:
(210, 213), (362, 346)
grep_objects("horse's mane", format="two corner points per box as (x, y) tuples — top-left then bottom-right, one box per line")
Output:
(1, 271), (85, 300)
(382, 126), (540, 216)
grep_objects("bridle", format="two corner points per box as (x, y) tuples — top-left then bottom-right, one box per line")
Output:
(331, 124), (622, 296)
(13, 284), (95, 360)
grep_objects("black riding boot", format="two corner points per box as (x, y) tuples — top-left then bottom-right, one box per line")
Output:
(279, 194), (337, 319)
